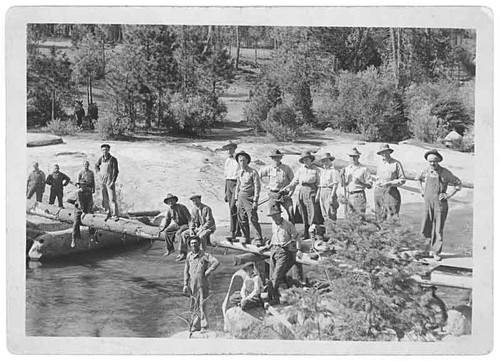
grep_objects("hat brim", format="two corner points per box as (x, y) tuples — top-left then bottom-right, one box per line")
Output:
(320, 156), (335, 161)
(163, 196), (178, 203)
(235, 152), (251, 164)
(270, 154), (284, 158)
(222, 143), (238, 150)
(348, 153), (361, 157)
(424, 151), (443, 162)
(267, 210), (282, 216)
(299, 155), (315, 163)
(241, 261), (255, 269)
(189, 195), (201, 200)
(377, 149), (394, 155)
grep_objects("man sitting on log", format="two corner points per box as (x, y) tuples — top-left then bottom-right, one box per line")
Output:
(259, 205), (303, 305)
(179, 195), (216, 259)
(229, 261), (263, 311)
(157, 193), (191, 258)
(46, 164), (71, 208)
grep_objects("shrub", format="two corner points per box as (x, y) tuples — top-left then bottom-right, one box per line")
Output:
(405, 97), (447, 143)
(44, 118), (80, 136)
(169, 93), (226, 135)
(326, 67), (409, 142)
(263, 104), (304, 141)
(97, 116), (134, 140)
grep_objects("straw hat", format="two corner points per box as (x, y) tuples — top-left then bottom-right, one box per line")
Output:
(299, 150), (315, 163)
(377, 144), (394, 155)
(347, 147), (362, 157)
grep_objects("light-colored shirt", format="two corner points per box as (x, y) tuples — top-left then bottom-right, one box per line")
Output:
(224, 156), (239, 180)
(289, 165), (320, 188)
(319, 166), (340, 188)
(417, 166), (462, 195)
(271, 218), (300, 250)
(183, 250), (220, 291)
(260, 163), (294, 191)
(343, 164), (372, 192)
(376, 158), (406, 187)
(240, 273), (263, 299)
(189, 203), (216, 233)
(235, 166), (261, 202)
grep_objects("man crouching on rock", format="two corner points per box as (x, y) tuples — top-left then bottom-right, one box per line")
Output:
(229, 261), (263, 311)
(259, 205), (303, 305)
(183, 236), (220, 332)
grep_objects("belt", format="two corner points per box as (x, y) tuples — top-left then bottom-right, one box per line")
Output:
(319, 185), (333, 189)
(301, 182), (317, 187)
(270, 189), (280, 193)
(226, 179), (237, 182)
(349, 190), (365, 194)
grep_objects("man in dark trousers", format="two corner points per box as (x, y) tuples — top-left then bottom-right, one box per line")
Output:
(46, 164), (70, 207)
(157, 193), (191, 259)
(95, 144), (119, 220)
(418, 149), (462, 261)
(26, 161), (46, 202)
(180, 194), (216, 255)
(76, 160), (95, 213)
(75, 100), (85, 128)
(223, 141), (241, 239)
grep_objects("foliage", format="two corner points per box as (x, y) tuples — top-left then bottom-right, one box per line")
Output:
(44, 118), (80, 136)
(96, 116), (134, 140)
(273, 219), (439, 341)
(324, 67), (408, 141)
(263, 104), (303, 141)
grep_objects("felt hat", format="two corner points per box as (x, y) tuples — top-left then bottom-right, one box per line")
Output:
(101, 144), (111, 149)
(424, 149), (443, 162)
(163, 193), (179, 204)
(377, 144), (394, 155)
(347, 147), (362, 157)
(222, 141), (238, 150)
(241, 261), (255, 270)
(189, 194), (202, 200)
(189, 236), (201, 244)
(269, 149), (284, 158)
(235, 150), (251, 164)
(319, 152), (335, 161)
(267, 205), (282, 217)
(299, 150), (315, 163)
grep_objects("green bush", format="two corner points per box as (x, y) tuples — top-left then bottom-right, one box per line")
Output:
(44, 118), (80, 136)
(169, 93), (226, 135)
(97, 116), (134, 140)
(326, 67), (408, 142)
(263, 104), (304, 141)
(405, 96), (447, 143)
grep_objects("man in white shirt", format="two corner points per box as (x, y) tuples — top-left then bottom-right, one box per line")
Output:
(223, 141), (241, 238)
(315, 152), (340, 222)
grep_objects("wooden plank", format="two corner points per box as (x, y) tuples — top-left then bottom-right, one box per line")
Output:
(420, 256), (473, 271)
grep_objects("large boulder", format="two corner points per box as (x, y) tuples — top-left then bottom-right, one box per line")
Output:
(224, 306), (267, 338)
(444, 305), (472, 336)
(444, 130), (463, 147)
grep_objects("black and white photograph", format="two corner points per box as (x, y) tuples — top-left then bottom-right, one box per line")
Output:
(5, 5), (494, 355)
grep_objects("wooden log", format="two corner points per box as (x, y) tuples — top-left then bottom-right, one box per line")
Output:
(26, 199), (166, 240)
(127, 210), (161, 217)
(233, 252), (263, 266)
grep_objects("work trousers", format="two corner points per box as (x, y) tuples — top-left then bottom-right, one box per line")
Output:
(374, 186), (401, 222)
(77, 189), (94, 213)
(229, 291), (262, 311)
(297, 186), (320, 235)
(319, 187), (339, 222)
(268, 191), (294, 224)
(27, 187), (43, 202)
(49, 188), (64, 207)
(189, 286), (209, 331)
(422, 198), (448, 255)
(164, 223), (188, 253)
(225, 179), (240, 235)
(101, 182), (119, 217)
(180, 228), (213, 253)
(347, 191), (367, 218)
(72, 208), (83, 243)
(269, 247), (296, 300)
(237, 193), (263, 242)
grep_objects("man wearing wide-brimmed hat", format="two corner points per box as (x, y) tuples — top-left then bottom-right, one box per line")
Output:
(158, 193), (191, 258)
(284, 150), (321, 239)
(340, 147), (373, 218)
(179, 194), (216, 260)
(374, 144), (406, 222)
(315, 152), (340, 222)
(229, 261), (263, 311)
(259, 149), (295, 223)
(259, 205), (303, 304)
(222, 141), (241, 238)
(417, 149), (462, 261)
(95, 143), (120, 220)
(234, 150), (264, 244)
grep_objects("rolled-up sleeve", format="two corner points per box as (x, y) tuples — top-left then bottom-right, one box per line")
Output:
(443, 169), (462, 191)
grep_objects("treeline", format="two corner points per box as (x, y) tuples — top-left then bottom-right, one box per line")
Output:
(27, 25), (475, 149)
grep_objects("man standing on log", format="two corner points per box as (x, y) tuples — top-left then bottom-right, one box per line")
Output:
(95, 144), (119, 220)
(180, 195), (216, 256)
(315, 152), (340, 222)
(223, 141), (241, 239)
(183, 236), (220, 332)
(235, 150), (264, 245)
(76, 160), (95, 214)
(158, 193), (191, 259)
(46, 164), (70, 207)
(26, 162), (46, 202)
(259, 149), (295, 223)
(418, 150), (462, 261)
(259, 206), (302, 305)
(340, 147), (372, 219)
(374, 144), (406, 222)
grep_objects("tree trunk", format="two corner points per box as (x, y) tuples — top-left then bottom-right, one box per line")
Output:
(390, 28), (398, 84)
(254, 40), (258, 64)
(26, 199), (166, 240)
(235, 26), (241, 70)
